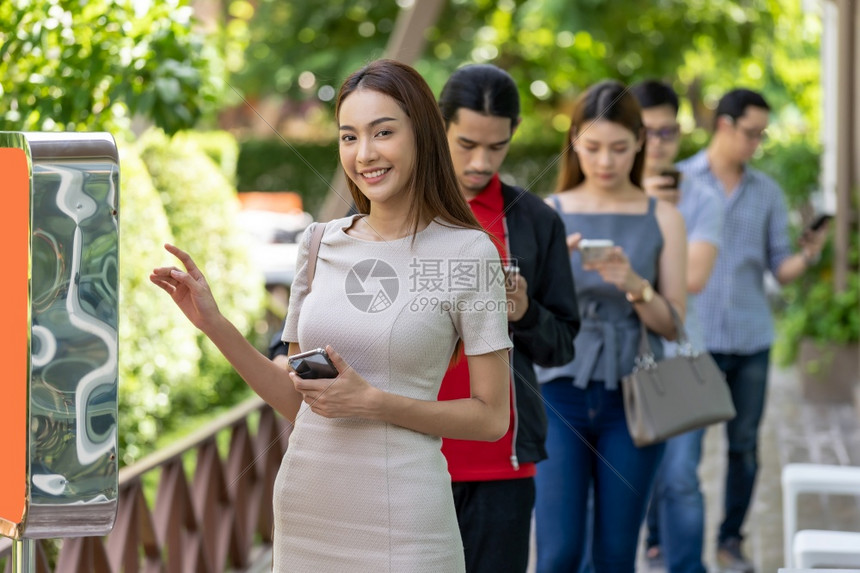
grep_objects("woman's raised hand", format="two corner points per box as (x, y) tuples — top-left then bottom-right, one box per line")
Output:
(150, 244), (221, 331)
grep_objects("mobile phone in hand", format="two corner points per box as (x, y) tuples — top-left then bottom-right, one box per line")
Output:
(288, 348), (339, 379)
(660, 168), (682, 189)
(806, 213), (833, 233)
(503, 264), (519, 289)
(579, 239), (615, 264)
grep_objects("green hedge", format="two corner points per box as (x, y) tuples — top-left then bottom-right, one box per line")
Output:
(234, 137), (564, 214)
(182, 130), (241, 185)
(118, 144), (202, 464)
(236, 139), (339, 216)
(118, 130), (266, 465)
(234, 135), (819, 212)
(500, 139), (565, 196)
(752, 139), (821, 211)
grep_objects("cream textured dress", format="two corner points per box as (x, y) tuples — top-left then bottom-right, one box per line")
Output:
(275, 215), (512, 572)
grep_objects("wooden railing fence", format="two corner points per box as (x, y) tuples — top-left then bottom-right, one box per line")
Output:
(0, 396), (291, 572)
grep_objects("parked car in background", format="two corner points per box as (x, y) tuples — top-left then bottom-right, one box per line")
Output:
(236, 192), (312, 287)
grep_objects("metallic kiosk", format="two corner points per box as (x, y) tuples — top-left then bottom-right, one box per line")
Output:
(0, 133), (119, 569)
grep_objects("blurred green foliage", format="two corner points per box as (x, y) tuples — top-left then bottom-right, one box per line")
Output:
(119, 131), (264, 465)
(117, 144), (201, 463)
(227, 0), (820, 145)
(234, 136), (564, 210)
(236, 139), (339, 214)
(502, 139), (567, 195)
(183, 130), (242, 185)
(752, 140), (823, 211)
(139, 129), (266, 389)
(227, 0), (823, 235)
(234, 134), (820, 205)
(773, 234), (860, 366)
(0, 0), (223, 134)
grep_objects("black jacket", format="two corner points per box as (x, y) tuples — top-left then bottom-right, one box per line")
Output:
(501, 182), (580, 464)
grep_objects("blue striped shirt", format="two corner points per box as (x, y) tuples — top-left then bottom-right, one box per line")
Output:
(676, 149), (793, 354)
(663, 173), (723, 356)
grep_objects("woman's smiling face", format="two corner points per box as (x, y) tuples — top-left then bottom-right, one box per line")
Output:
(338, 88), (416, 208)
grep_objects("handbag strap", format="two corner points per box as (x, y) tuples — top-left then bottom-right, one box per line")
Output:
(634, 297), (693, 364)
(306, 222), (327, 290)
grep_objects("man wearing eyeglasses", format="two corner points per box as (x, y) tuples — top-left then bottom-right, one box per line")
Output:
(631, 80), (723, 573)
(675, 88), (829, 572)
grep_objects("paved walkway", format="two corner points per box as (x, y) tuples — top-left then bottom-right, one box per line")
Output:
(696, 364), (860, 572)
(527, 363), (860, 572)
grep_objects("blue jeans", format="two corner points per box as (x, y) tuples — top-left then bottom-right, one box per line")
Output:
(711, 349), (770, 543)
(535, 378), (665, 572)
(645, 428), (707, 573)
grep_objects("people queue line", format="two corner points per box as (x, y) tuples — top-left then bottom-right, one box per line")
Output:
(151, 59), (830, 573)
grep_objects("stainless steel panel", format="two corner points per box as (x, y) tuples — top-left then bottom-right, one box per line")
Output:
(0, 132), (119, 539)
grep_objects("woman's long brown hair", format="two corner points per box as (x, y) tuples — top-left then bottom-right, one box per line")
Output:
(335, 59), (482, 236)
(556, 80), (647, 192)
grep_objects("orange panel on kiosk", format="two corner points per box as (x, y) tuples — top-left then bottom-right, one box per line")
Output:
(0, 147), (29, 535)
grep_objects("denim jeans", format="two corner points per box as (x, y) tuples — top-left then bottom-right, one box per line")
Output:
(711, 349), (770, 543)
(535, 378), (665, 572)
(645, 428), (707, 573)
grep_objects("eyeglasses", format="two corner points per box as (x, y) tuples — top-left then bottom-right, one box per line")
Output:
(725, 116), (768, 142)
(645, 126), (680, 142)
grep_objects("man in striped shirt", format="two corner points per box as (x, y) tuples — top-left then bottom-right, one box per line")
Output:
(676, 88), (829, 572)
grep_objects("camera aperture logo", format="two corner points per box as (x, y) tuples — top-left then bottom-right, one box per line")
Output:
(345, 259), (399, 313)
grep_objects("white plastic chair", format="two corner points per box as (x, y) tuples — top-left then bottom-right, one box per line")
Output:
(793, 529), (860, 568)
(781, 463), (860, 568)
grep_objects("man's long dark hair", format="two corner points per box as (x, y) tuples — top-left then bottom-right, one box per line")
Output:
(438, 64), (520, 131)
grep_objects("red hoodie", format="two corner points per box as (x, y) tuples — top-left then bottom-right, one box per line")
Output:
(438, 175), (535, 481)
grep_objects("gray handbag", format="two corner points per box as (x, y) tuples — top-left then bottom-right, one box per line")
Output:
(621, 303), (736, 447)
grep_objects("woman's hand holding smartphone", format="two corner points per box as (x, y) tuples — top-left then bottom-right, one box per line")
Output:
(642, 168), (682, 205)
(579, 242), (646, 296)
(288, 346), (380, 420)
(579, 239), (615, 264)
(288, 348), (339, 379)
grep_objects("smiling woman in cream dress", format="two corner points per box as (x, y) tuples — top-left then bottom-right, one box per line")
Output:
(150, 59), (513, 572)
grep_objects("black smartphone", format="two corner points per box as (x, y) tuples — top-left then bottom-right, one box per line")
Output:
(660, 168), (682, 189)
(806, 213), (833, 232)
(288, 348), (339, 379)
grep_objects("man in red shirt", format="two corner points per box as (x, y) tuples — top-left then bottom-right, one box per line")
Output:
(438, 64), (580, 572)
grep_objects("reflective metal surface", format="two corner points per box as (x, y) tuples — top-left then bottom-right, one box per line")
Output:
(0, 132), (119, 539)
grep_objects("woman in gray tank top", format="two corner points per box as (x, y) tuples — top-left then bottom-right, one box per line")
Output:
(533, 81), (688, 573)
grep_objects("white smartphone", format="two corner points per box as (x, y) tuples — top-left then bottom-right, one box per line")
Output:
(579, 239), (615, 264)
